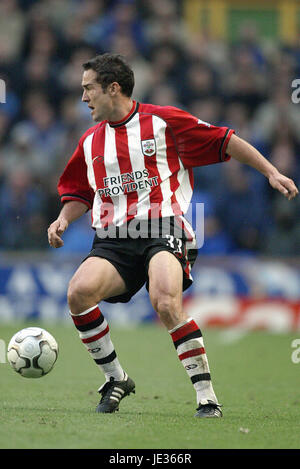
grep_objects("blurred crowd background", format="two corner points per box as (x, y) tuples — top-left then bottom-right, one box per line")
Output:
(0, 0), (300, 257)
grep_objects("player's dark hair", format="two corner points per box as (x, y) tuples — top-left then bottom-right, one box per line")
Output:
(82, 53), (135, 97)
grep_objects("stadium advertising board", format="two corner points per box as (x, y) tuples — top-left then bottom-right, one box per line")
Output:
(0, 256), (299, 331)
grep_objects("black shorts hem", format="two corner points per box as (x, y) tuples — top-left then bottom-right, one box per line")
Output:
(83, 249), (145, 303)
(82, 232), (195, 304)
(144, 246), (193, 292)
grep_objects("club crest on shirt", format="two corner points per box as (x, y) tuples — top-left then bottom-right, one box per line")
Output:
(141, 139), (156, 157)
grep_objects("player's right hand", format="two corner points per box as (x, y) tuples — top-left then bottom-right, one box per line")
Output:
(268, 173), (299, 200)
(47, 218), (69, 248)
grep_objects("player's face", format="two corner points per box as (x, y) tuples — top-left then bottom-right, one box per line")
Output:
(81, 69), (112, 122)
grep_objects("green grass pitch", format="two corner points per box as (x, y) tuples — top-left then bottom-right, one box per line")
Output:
(1, 322), (300, 449)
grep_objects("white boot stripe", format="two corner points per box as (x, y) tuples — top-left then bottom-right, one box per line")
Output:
(111, 391), (123, 398)
(109, 396), (120, 402)
(114, 387), (125, 394)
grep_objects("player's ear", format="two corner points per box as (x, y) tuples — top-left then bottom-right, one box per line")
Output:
(108, 82), (121, 96)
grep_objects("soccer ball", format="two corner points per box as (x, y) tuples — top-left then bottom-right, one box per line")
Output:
(7, 327), (58, 378)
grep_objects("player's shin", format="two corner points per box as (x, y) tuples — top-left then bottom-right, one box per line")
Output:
(70, 305), (126, 382)
(169, 317), (220, 406)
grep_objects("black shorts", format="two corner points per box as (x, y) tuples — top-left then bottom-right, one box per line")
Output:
(83, 217), (198, 303)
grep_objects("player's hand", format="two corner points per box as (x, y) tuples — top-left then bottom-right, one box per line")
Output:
(269, 173), (299, 200)
(47, 218), (69, 248)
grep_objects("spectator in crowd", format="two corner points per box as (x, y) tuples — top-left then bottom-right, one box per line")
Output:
(0, 110), (12, 146)
(215, 159), (272, 253)
(58, 46), (97, 95)
(223, 46), (266, 116)
(262, 140), (300, 256)
(109, 33), (152, 101)
(20, 52), (62, 106)
(13, 90), (65, 175)
(84, 0), (148, 55)
(0, 167), (48, 250)
(252, 87), (300, 146)
(0, 0), (299, 256)
(180, 60), (220, 105)
(192, 191), (233, 255)
(0, 0), (26, 65)
(146, 82), (183, 108)
(149, 41), (186, 93)
(2, 124), (41, 179)
(263, 195), (300, 257)
(142, 0), (186, 47)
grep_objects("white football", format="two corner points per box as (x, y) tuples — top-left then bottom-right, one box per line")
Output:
(7, 327), (58, 378)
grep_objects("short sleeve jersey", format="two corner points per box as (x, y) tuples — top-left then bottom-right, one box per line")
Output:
(58, 101), (234, 228)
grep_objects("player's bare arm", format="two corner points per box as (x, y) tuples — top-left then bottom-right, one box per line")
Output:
(227, 133), (299, 200)
(48, 200), (87, 248)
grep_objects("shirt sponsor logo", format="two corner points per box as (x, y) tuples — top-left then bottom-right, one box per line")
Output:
(98, 169), (159, 197)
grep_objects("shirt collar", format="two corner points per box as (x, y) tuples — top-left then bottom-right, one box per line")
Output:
(108, 100), (139, 128)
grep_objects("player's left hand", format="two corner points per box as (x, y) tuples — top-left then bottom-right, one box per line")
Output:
(269, 173), (299, 200)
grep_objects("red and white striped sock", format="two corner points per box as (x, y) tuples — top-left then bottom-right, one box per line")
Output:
(70, 305), (125, 382)
(169, 317), (219, 405)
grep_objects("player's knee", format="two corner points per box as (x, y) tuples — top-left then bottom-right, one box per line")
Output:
(152, 291), (180, 316)
(67, 279), (87, 310)
(150, 286), (183, 328)
(67, 277), (103, 313)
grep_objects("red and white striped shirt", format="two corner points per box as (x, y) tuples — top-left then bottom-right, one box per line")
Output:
(58, 101), (234, 229)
